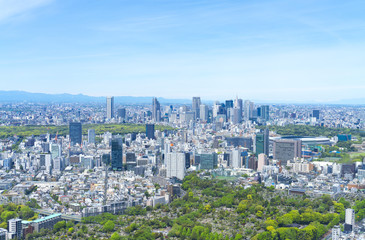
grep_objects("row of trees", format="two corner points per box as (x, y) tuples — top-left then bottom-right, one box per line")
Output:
(0, 123), (174, 139)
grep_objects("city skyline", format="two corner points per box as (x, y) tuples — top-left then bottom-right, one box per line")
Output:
(1, 1), (365, 102)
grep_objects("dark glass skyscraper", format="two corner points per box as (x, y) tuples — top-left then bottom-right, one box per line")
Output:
(111, 137), (123, 171)
(146, 124), (155, 139)
(225, 100), (233, 109)
(313, 110), (320, 120)
(196, 153), (217, 169)
(118, 108), (126, 119)
(261, 105), (270, 121)
(255, 128), (269, 155)
(69, 122), (82, 146)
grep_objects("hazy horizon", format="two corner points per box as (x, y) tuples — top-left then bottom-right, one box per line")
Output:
(1, 0), (365, 102)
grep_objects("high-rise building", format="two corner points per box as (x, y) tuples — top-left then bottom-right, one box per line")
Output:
(234, 98), (243, 118)
(196, 153), (218, 170)
(50, 143), (61, 159)
(244, 100), (254, 121)
(273, 139), (302, 165)
(200, 104), (209, 122)
(146, 124), (155, 139)
(257, 153), (268, 172)
(69, 122), (82, 146)
(106, 96), (115, 119)
(41, 142), (50, 153)
(260, 105), (270, 121)
(185, 153), (191, 169)
(166, 152), (186, 180)
(345, 208), (355, 232)
(231, 107), (242, 124)
(8, 218), (22, 239)
(53, 157), (64, 172)
(255, 129), (269, 156)
(225, 100), (233, 109)
(88, 129), (95, 144)
(111, 137), (123, 171)
(117, 108), (126, 119)
(152, 97), (161, 122)
(192, 97), (201, 120)
(231, 149), (242, 168)
(248, 155), (257, 170)
(313, 110), (320, 120)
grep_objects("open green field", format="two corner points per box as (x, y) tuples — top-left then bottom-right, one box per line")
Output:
(317, 152), (365, 163)
(257, 124), (365, 137)
(349, 152), (365, 158)
(0, 123), (174, 139)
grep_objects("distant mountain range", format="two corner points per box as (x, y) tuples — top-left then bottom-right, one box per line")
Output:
(0, 90), (364, 105)
(0, 91), (192, 104)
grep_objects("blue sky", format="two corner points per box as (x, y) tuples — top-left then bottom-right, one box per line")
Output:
(1, 0), (365, 102)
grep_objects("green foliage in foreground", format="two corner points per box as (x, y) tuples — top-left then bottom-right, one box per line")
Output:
(0, 203), (37, 229)
(75, 173), (364, 240)
(0, 123), (174, 139)
(257, 124), (365, 137)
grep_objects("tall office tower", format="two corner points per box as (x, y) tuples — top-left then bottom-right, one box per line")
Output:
(146, 124), (155, 139)
(231, 149), (242, 168)
(50, 143), (61, 159)
(200, 104), (209, 122)
(118, 108), (126, 119)
(53, 157), (64, 172)
(111, 137), (123, 171)
(106, 96), (115, 119)
(88, 129), (96, 144)
(244, 100), (254, 120)
(39, 154), (51, 167)
(185, 153), (191, 169)
(9, 218), (22, 239)
(213, 102), (220, 117)
(192, 97), (201, 119)
(152, 97), (161, 122)
(313, 110), (320, 120)
(225, 100), (233, 121)
(273, 139), (302, 165)
(345, 208), (355, 232)
(248, 155), (258, 170)
(332, 226), (341, 240)
(69, 122), (82, 146)
(231, 107), (242, 124)
(234, 97), (243, 118)
(257, 153), (268, 172)
(255, 128), (269, 156)
(166, 152), (186, 180)
(260, 105), (270, 121)
(45, 154), (53, 172)
(41, 142), (50, 153)
(225, 100), (233, 109)
(196, 153), (218, 170)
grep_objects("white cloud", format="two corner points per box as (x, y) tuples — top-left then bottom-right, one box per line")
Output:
(0, 0), (52, 22)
